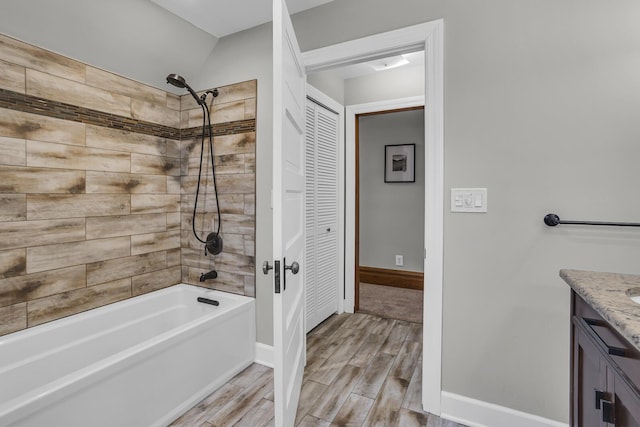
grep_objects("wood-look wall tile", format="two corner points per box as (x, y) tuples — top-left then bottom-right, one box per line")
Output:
(215, 80), (257, 104)
(214, 132), (255, 155)
(0, 248), (26, 279)
(166, 93), (180, 111)
(86, 171), (167, 194)
(0, 166), (85, 194)
(27, 278), (132, 327)
(0, 218), (85, 250)
(0, 194), (26, 221)
(132, 266), (181, 296)
(220, 214), (255, 235)
(27, 194), (130, 220)
(27, 236), (130, 273)
(166, 139), (181, 158)
(0, 265), (85, 307)
(181, 193), (244, 215)
(244, 275), (255, 297)
(27, 140), (130, 172)
(167, 212), (180, 231)
(214, 251), (254, 276)
(131, 230), (180, 255)
(166, 248), (181, 267)
(86, 251), (167, 286)
(0, 35), (86, 83)
(244, 152), (256, 173)
(0, 59), (25, 93)
(86, 125), (166, 156)
(131, 98), (180, 128)
(0, 302), (26, 336)
(27, 69), (131, 118)
(167, 176), (181, 194)
(244, 194), (255, 215)
(203, 270), (245, 295)
(244, 98), (256, 119)
(0, 109), (86, 146)
(181, 249), (214, 270)
(244, 235), (255, 257)
(131, 153), (180, 176)
(216, 174), (255, 194)
(86, 213), (166, 239)
(0, 136), (26, 166)
(185, 153), (246, 176)
(211, 100), (246, 125)
(86, 66), (166, 105)
(131, 194), (180, 214)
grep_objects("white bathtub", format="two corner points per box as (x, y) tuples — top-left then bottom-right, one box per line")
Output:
(0, 284), (255, 427)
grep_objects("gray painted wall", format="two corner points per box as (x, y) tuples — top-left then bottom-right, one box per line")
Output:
(0, 0), (217, 92)
(294, 0), (640, 422)
(359, 110), (425, 272)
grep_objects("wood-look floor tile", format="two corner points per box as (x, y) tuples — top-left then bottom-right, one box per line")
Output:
(233, 398), (274, 427)
(331, 393), (374, 427)
(389, 340), (422, 382)
(294, 380), (328, 425)
(362, 376), (407, 427)
(297, 415), (331, 427)
(309, 364), (363, 422)
(395, 408), (430, 427)
(230, 363), (271, 388)
(349, 332), (388, 368)
(402, 355), (424, 413)
(170, 382), (244, 427)
(351, 352), (396, 399)
(206, 369), (272, 427)
(379, 321), (411, 355)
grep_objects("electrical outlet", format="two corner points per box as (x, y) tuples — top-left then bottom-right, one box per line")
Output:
(395, 255), (403, 266)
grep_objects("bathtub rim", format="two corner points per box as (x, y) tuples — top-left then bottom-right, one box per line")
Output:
(0, 284), (256, 425)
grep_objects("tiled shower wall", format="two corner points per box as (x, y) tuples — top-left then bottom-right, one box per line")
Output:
(0, 34), (256, 336)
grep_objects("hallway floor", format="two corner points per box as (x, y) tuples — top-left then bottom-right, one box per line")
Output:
(171, 312), (465, 427)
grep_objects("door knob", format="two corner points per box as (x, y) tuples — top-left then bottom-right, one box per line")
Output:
(262, 261), (273, 275)
(284, 261), (299, 275)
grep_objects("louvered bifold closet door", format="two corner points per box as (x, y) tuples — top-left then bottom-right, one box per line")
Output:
(305, 99), (339, 333)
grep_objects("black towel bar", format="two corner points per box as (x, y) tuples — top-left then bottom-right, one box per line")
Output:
(544, 213), (640, 228)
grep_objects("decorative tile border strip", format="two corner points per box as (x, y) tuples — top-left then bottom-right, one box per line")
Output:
(0, 88), (255, 140)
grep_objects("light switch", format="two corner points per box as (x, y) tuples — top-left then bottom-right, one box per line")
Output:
(451, 188), (487, 213)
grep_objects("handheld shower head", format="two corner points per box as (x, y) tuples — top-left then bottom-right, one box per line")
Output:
(166, 73), (202, 105)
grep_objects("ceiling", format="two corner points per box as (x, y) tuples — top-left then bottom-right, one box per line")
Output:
(150, 0), (335, 38)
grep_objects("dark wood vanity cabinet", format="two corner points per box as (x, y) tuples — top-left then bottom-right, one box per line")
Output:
(572, 292), (640, 426)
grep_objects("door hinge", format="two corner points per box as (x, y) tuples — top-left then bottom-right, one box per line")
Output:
(274, 260), (281, 294)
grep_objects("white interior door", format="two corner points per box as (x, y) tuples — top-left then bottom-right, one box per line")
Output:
(272, 0), (306, 425)
(305, 99), (339, 333)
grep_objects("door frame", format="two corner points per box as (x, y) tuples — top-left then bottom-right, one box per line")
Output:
(302, 19), (444, 415)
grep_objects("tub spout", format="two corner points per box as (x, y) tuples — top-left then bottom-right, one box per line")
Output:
(200, 270), (217, 282)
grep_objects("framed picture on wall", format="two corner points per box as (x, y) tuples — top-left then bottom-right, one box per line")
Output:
(384, 144), (415, 183)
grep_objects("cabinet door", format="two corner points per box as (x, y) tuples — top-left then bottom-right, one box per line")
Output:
(574, 322), (607, 427)
(610, 367), (640, 427)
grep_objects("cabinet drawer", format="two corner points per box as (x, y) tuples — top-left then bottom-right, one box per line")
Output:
(573, 293), (640, 393)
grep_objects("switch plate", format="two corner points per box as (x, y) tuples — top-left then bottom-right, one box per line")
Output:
(451, 188), (487, 213)
(395, 255), (403, 266)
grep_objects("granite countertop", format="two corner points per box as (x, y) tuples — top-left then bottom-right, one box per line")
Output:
(561, 269), (640, 352)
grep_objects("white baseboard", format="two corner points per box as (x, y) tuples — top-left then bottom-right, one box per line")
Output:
(440, 392), (568, 427)
(254, 343), (274, 368)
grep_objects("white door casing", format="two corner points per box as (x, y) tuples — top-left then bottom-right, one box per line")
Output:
(302, 20), (444, 415)
(272, 0), (306, 425)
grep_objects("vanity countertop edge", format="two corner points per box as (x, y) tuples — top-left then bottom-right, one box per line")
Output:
(561, 269), (640, 352)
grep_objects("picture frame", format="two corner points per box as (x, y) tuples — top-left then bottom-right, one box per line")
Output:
(384, 144), (415, 183)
